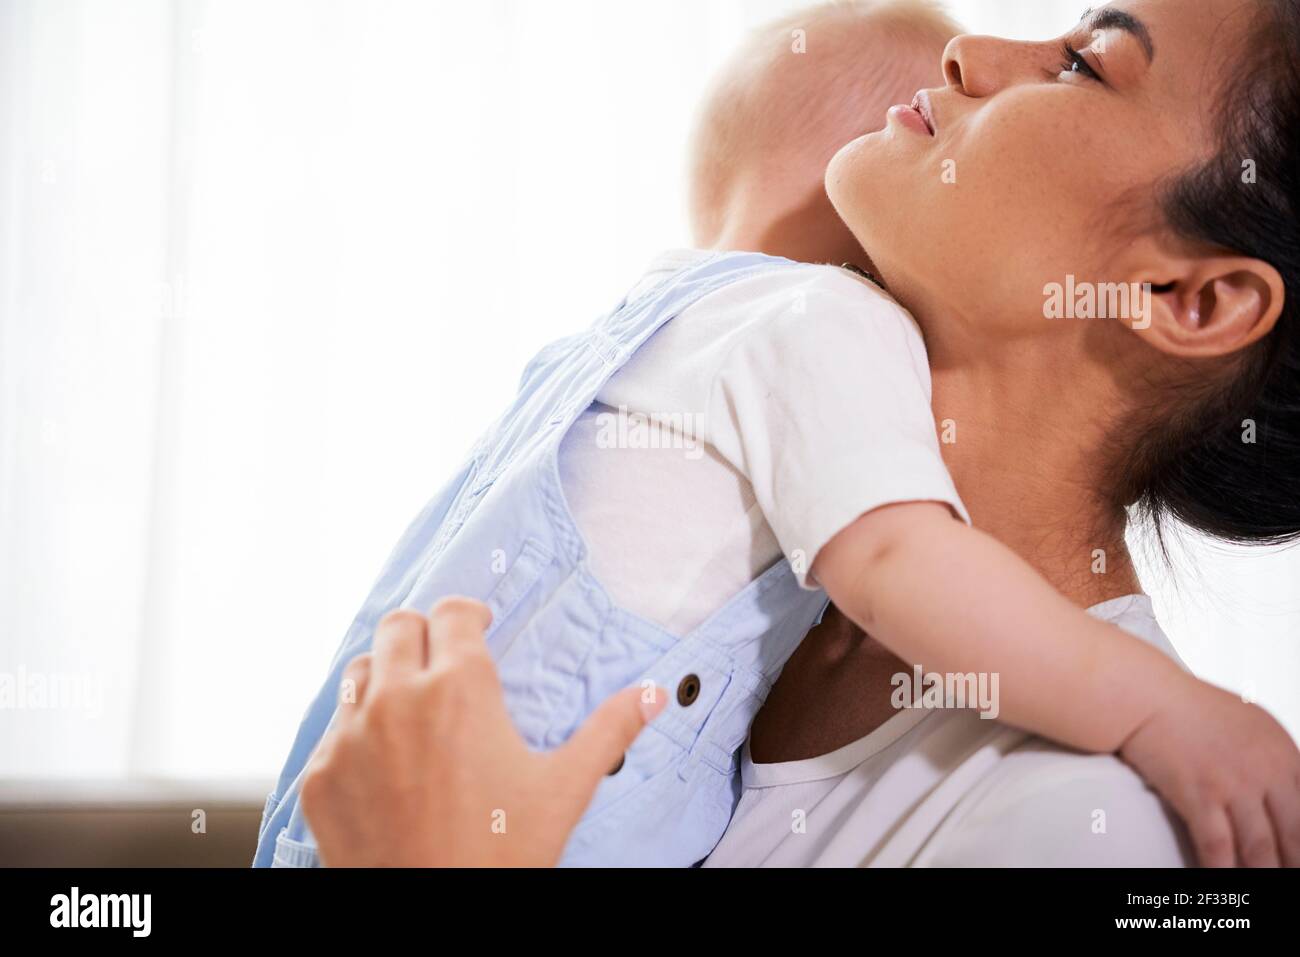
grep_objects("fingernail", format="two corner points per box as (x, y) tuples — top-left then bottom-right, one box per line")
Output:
(640, 687), (669, 723)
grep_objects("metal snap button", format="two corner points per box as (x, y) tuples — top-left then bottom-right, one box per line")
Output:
(677, 673), (701, 707)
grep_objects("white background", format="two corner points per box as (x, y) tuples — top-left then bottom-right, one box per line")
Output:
(1, 0), (1295, 784)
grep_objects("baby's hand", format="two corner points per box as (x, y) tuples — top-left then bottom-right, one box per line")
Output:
(1120, 680), (1300, 867)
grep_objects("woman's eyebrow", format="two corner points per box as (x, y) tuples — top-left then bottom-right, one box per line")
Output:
(1080, 7), (1157, 63)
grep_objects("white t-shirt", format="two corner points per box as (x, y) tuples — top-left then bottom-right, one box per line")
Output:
(702, 594), (1195, 867)
(559, 250), (968, 635)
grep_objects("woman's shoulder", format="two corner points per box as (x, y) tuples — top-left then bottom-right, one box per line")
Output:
(915, 596), (1194, 867)
(918, 740), (1194, 867)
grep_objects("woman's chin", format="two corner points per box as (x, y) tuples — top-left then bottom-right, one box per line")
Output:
(826, 131), (898, 203)
(827, 131), (872, 175)
(826, 154), (896, 253)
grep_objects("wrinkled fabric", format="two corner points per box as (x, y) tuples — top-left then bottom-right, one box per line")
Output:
(253, 252), (831, 868)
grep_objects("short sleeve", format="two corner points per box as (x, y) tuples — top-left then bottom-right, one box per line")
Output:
(703, 268), (969, 588)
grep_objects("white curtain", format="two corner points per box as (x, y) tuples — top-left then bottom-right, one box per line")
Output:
(1, 0), (1294, 783)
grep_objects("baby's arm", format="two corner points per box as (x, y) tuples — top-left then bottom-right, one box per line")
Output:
(814, 501), (1183, 750)
(813, 501), (1300, 866)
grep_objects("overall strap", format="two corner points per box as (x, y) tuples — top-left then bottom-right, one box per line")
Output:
(585, 251), (813, 384)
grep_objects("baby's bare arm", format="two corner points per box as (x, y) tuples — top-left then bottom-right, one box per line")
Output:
(811, 501), (1190, 752)
(812, 502), (1300, 866)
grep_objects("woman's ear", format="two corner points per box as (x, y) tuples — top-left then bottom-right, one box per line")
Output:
(1138, 256), (1285, 358)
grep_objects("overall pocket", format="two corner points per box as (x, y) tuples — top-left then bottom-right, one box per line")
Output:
(482, 538), (554, 655)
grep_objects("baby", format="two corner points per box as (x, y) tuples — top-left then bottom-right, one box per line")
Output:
(256, 0), (1297, 868)
(688, 0), (956, 272)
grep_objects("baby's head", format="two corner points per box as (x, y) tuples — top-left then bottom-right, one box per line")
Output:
(689, 0), (960, 270)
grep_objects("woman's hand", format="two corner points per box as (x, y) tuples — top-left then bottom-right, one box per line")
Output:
(300, 597), (668, 867)
(1120, 678), (1300, 867)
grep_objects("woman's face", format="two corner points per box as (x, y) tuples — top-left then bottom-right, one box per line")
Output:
(826, 0), (1252, 335)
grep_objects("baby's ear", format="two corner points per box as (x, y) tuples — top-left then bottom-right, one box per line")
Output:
(1133, 255), (1284, 359)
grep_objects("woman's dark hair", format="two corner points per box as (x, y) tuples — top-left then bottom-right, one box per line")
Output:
(1125, 0), (1300, 546)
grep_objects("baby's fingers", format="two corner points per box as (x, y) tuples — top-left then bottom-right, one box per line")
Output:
(1190, 805), (1236, 868)
(1230, 799), (1279, 867)
(1265, 776), (1300, 867)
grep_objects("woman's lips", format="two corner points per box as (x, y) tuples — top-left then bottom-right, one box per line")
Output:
(912, 91), (937, 135)
(888, 103), (933, 137)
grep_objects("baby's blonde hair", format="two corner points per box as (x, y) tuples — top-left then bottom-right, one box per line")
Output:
(690, 0), (961, 245)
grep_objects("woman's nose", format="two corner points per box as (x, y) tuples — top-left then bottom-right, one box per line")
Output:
(942, 34), (1037, 98)
(942, 34), (970, 91)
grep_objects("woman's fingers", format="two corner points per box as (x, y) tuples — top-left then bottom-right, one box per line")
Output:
(1265, 777), (1300, 867)
(372, 609), (429, 681)
(1228, 799), (1279, 867)
(370, 599), (490, 689)
(427, 596), (493, 666)
(556, 685), (668, 787)
(337, 653), (373, 713)
(1190, 804), (1237, 868)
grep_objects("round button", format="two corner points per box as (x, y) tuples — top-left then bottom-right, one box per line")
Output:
(677, 674), (701, 707)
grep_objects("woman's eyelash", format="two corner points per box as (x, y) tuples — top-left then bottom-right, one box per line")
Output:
(1061, 42), (1100, 80)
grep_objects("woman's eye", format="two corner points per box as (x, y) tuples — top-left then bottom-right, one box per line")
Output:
(1060, 43), (1100, 81)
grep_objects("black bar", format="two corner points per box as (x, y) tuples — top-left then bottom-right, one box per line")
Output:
(0, 867), (1293, 942)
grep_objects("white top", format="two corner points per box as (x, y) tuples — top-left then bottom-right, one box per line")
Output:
(559, 250), (968, 635)
(703, 594), (1195, 867)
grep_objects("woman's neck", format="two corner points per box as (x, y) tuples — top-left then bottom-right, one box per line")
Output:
(927, 335), (1144, 608)
(749, 300), (1146, 764)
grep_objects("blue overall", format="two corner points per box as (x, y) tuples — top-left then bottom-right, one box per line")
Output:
(253, 251), (832, 867)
